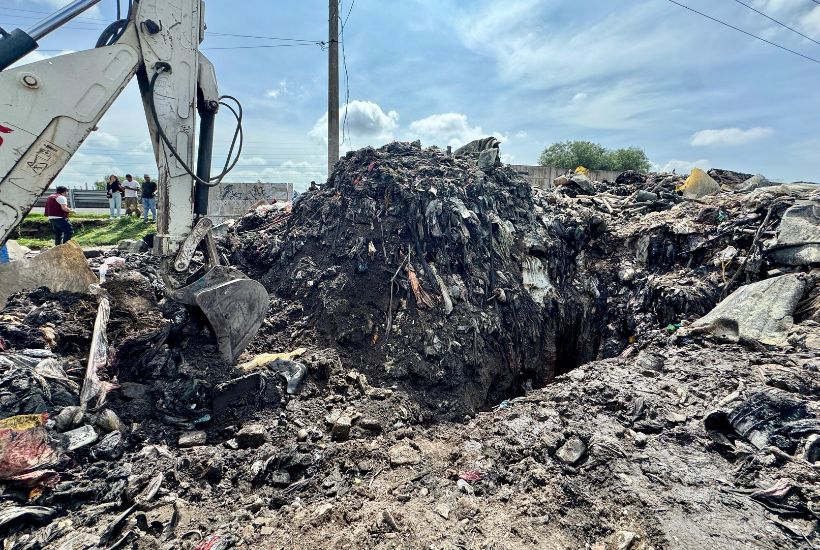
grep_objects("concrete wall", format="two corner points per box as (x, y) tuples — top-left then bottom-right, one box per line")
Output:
(510, 165), (621, 190)
(207, 182), (293, 224)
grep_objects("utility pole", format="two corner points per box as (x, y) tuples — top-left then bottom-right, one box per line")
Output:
(328, 0), (339, 178)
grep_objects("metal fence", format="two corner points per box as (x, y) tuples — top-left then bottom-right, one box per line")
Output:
(34, 189), (109, 209)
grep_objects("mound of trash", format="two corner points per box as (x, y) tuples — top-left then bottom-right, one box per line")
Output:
(0, 139), (818, 548)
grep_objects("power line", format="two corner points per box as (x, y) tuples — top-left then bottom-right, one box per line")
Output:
(339, 0), (354, 144)
(207, 31), (322, 44)
(731, 0), (820, 46)
(664, 0), (820, 65)
(203, 44), (320, 50)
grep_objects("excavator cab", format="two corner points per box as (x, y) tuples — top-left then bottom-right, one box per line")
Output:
(0, 0), (268, 362)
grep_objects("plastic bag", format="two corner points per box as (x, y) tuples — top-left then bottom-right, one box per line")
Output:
(682, 168), (720, 199)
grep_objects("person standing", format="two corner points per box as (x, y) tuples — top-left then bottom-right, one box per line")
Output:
(44, 186), (73, 245)
(141, 174), (157, 223)
(123, 174), (141, 217)
(106, 175), (123, 219)
(308, 180), (318, 192)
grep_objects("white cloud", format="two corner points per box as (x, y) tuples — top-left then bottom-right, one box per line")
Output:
(800, 6), (820, 37)
(239, 156), (267, 166)
(265, 80), (290, 100)
(408, 113), (485, 148)
(309, 100), (399, 147)
(554, 82), (672, 129)
(227, 160), (326, 192)
(86, 131), (120, 148)
(690, 127), (773, 147)
(8, 49), (75, 69)
(654, 159), (710, 173)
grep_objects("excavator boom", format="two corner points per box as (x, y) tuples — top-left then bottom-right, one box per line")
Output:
(0, 0), (267, 362)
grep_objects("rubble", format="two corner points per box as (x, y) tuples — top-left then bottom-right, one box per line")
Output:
(0, 140), (817, 548)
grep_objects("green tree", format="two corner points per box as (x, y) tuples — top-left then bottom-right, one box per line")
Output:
(539, 141), (651, 172)
(538, 141), (608, 170)
(604, 147), (652, 172)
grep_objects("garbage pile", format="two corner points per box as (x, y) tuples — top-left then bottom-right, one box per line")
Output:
(0, 138), (817, 548)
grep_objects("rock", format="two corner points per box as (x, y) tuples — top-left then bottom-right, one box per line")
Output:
(367, 387), (393, 400)
(434, 503), (451, 519)
(0, 241), (97, 308)
(682, 168), (720, 199)
(688, 274), (806, 346)
(388, 444), (421, 467)
(358, 416), (383, 432)
(803, 434), (820, 463)
(665, 411), (687, 424)
(95, 409), (125, 433)
(297, 429), (309, 442)
(117, 239), (149, 253)
(236, 424), (268, 449)
(613, 530), (639, 550)
(635, 190), (658, 203)
(260, 526), (274, 536)
(555, 436), (587, 465)
(767, 204), (820, 266)
(312, 503), (333, 524)
(53, 405), (84, 432)
(179, 430), (207, 448)
(419, 487), (429, 497)
(331, 416), (352, 441)
(738, 174), (772, 192)
(93, 431), (124, 460)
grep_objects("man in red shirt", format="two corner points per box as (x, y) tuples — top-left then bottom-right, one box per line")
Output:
(44, 186), (73, 245)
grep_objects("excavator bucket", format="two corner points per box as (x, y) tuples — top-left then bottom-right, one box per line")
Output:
(168, 266), (269, 363)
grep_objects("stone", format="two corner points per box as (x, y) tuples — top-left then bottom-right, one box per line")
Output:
(179, 430), (207, 448)
(434, 503), (451, 519)
(388, 444), (421, 467)
(297, 429), (309, 442)
(555, 436), (587, 465)
(236, 424), (268, 449)
(419, 487), (429, 497)
(259, 526), (274, 536)
(613, 530), (639, 550)
(331, 416), (352, 441)
(803, 434), (820, 463)
(0, 241), (97, 308)
(116, 239), (149, 253)
(689, 274), (807, 346)
(312, 503), (333, 524)
(767, 204), (820, 266)
(358, 416), (383, 432)
(738, 174), (772, 192)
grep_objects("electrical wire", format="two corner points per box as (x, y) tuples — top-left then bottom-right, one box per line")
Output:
(147, 68), (244, 187)
(665, 0), (820, 65)
(731, 0), (820, 46)
(339, 0), (354, 145)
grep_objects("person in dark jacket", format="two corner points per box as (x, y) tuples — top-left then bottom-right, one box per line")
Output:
(44, 186), (73, 245)
(106, 175), (123, 219)
(141, 174), (157, 223)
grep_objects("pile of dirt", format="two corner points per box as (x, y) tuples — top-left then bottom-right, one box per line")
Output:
(0, 140), (818, 549)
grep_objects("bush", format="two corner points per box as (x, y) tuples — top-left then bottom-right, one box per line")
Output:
(539, 141), (651, 172)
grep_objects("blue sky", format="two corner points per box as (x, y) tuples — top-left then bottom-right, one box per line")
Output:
(5, 0), (820, 190)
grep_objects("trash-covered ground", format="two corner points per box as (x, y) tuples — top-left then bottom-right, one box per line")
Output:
(0, 140), (818, 549)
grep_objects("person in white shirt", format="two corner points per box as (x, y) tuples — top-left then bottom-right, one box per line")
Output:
(123, 174), (142, 217)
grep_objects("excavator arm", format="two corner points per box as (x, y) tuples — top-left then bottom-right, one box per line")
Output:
(0, 0), (268, 362)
